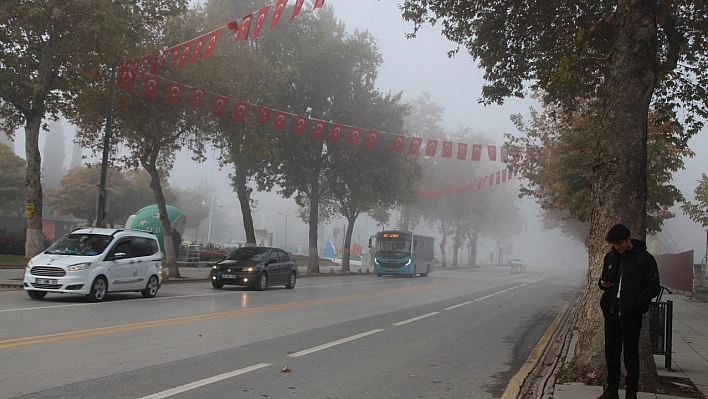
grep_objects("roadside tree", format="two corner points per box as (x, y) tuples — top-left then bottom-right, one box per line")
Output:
(0, 143), (25, 216)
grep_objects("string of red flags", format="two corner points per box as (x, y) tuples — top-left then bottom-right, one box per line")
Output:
(417, 168), (518, 198)
(115, 0), (327, 87)
(121, 73), (539, 163)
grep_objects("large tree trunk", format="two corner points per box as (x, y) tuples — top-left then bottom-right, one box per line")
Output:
(469, 229), (479, 266)
(451, 221), (462, 268)
(569, 0), (660, 391)
(306, 150), (323, 274)
(142, 157), (180, 279)
(231, 153), (256, 246)
(439, 220), (448, 267)
(24, 114), (45, 259)
(342, 215), (358, 272)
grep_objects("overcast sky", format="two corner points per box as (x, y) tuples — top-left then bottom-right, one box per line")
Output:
(8, 0), (707, 263)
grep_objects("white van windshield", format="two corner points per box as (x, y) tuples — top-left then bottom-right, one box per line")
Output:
(45, 234), (114, 256)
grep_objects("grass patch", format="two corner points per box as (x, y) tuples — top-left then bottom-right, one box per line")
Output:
(0, 254), (25, 265)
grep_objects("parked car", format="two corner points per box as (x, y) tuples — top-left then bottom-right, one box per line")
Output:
(209, 247), (297, 291)
(23, 228), (162, 302)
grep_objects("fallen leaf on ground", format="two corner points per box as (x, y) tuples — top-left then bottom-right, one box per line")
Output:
(282, 366), (291, 372)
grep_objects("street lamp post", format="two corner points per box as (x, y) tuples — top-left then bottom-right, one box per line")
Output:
(201, 191), (220, 245)
(278, 210), (289, 249)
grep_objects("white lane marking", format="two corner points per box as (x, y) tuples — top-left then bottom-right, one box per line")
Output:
(444, 301), (472, 311)
(138, 363), (271, 399)
(288, 329), (384, 357)
(393, 312), (439, 326)
(474, 294), (494, 301)
(508, 286), (518, 290)
(494, 289), (508, 295)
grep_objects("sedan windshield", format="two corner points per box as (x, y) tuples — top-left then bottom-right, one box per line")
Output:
(226, 247), (269, 261)
(45, 234), (114, 256)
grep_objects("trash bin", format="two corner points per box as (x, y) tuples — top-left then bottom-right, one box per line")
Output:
(649, 300), (673, 369)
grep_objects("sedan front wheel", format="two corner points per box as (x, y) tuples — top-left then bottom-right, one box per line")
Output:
(255, 273), (268, 291)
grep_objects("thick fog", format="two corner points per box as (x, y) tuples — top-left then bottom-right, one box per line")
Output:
(6, 0), (707, 266)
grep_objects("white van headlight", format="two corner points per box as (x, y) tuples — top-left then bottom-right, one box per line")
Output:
(68, 263), (92, 271)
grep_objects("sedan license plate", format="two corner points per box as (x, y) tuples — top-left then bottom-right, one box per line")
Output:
(221, 274), (237, 279)
(36, 278), (57, 284)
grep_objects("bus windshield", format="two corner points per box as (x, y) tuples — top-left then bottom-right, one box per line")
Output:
(376, 232), (412, 258)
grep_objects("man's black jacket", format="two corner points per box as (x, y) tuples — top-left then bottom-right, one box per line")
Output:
(599, 239), (660, 317)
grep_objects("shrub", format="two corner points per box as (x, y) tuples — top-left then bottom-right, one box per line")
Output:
(0, 229), (26, 256)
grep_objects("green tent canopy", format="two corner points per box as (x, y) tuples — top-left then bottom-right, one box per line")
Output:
(127, 204), (186, 253)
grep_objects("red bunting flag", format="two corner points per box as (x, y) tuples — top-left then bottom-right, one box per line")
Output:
(273, 111), (287, 131)
(502, 169), (507, 182)
(489, 173), (495, 186)
(159, 48), (169, 71)
(496, 171), (501, 184)
(236, 14), (253, 41)
(227, 20), (238, 33)
(271, 0), (288, 29)
(141, 55), (150, 78)
(233, 101), (250, 122)
(425, 139), (438, 157)
(409, 138), (422, 155)
(442, 141), (453, 158)
(364, 130), (379, 148)
(457, 143), (468, 160)
(471, 144), (482, 161)
(190, 35), (207, 64)
(487, 145), (497, 161)
(142, 74), (160, 98)
(257, 106), (271, 122)
(347, 127), (363, 146)
(253, 6), (271, 40)
(294, 115), (308, 135)
(189, 88), (206, 107)
(165, 82), (183, 105)
(150, 53), (158, 74)
(314, 0), (325, 8)
(501, 146), (508, 162)
(211, 95), (228, 116)
(177, 40), (193, 68)
(170, 46), (180, 71)
(203, 29), (221, 59)
(291, 0), (305, 20)
(312, 120), (326, 140)
(329, 124), (343, 142)
(391, 135), (406, 152)
(116, 62), (137, 91)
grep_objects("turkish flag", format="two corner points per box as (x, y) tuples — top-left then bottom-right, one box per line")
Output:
(457, 143), (468, 160)
(442, 141), (453, 158)
(487, 145), (497, 161)
(170, 45), (180, 71)
(294, 115), (308, 135)
(502, 169), (507, 182)
(233, 101), (250, 122)
(312, 119), (326, 140)
(496, 171), (501, 184)
(471, 144), (482, 161)
(141, 55), (150, 78)
(227, 20), (238, 33)
(425, 139), (438, 157)
(159, 48), (169, 71)
(177, 40), (193, 68)
(203, 29), (221, 59)
(364, 130), (379, 148)
(273, 111), (287, 131)
(253, 6), (271, 39)
(489, 173), (495, 186)
(165, 82), (183, 105)
(271, 0), (288, 29)
(501, 146), (508, 162)
(314, 0), (325, 8)
(329, 124), (343, 142)
(142, 74), (160, 98)
(189, 88), (206, 107)
(347, 127), (363, 146)
(211, 95), (228, 116)
(391, 134), (405, 152)
(408, 138), (422, 155)
(257, 106), (271, 122)
(150, 53), (158, 74)
(236, 14), (253, 41)
(291, 0), (305, 20)
(116, 62), (137, 91)
(190, 35), (207, 64)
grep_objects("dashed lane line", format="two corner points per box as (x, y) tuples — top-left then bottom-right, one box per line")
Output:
(288, 329), (385, 358)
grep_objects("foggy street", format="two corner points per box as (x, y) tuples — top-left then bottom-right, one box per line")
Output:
(0, 262), (584, 399)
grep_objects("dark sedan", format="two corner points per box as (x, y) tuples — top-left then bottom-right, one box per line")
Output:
(209, 247), (297, 291)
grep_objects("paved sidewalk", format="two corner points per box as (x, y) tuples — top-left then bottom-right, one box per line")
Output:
(554, 292), (708, 399)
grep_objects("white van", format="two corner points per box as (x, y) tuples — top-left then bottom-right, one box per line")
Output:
(24, 228), (162, 302)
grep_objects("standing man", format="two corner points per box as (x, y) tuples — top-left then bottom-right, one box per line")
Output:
(597, 224), (660, 399)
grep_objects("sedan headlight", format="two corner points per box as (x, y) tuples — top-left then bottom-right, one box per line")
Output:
(244, 267), (257, 272)
(212, 265), (218, 270)
(68, 262), (92, 271)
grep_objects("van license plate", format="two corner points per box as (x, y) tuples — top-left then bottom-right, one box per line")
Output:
(36, 278), (57, 284)
(221, 274), (237, 279)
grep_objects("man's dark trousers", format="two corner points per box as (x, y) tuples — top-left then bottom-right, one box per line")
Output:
(604, 312), (643, 392)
